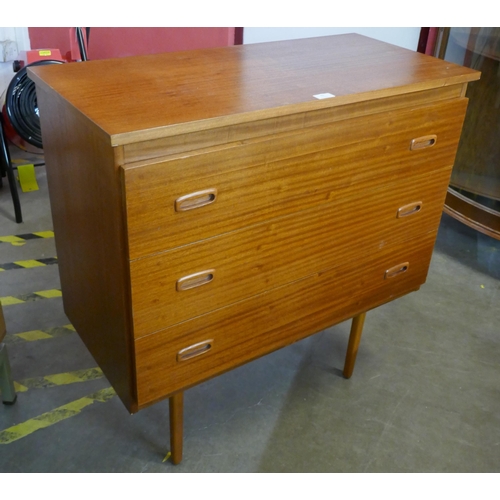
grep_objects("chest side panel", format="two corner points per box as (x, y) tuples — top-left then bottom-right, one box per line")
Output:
(35, 87), (137, 412)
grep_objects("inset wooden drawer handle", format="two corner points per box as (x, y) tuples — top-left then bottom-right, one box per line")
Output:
(410, 135), (437, 150)
(397, 201), (423, 218)
(175, 188), (217, 212)
(176, 269), (215, 291)
(177, 339), (214, 362)
(385, 262), (409, 279)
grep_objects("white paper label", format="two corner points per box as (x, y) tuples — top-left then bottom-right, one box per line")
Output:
(313, 93), (336, 99)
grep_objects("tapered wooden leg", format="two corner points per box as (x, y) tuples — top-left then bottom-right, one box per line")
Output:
(169, 392), (184, 465)
(343, 312), (367, 379)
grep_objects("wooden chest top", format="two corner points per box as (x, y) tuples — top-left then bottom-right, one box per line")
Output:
(28, 34), (479, 145)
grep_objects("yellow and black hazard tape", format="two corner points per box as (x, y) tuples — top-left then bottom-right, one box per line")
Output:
(0, 289), (62, 306)
(14, 367), (104, 393)
(0, 231), (54, 246)
(0, 387), (116, 444)
(4, 324), (75, 344)
(0, 257), (58, 272)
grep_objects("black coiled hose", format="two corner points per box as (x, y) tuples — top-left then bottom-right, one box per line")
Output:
(5, 59), (64, 149)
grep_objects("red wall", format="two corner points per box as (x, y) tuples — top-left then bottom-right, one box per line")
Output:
(28, 28), (238, 61)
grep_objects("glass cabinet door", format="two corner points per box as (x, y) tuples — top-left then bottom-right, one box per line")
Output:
(436, 27), (500, 239)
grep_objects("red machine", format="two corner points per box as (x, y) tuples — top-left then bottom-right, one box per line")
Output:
(2, 28), (89, 152)
(0, 29), (88, 223)
(12, 48), (64, 72)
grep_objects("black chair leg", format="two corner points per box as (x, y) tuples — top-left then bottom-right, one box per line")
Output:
(0, 115), (22, 223)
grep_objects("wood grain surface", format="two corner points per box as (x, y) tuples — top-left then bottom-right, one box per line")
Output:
(35, 88), (137, 411)
(124, 99), (467, 259)
(28, 34), (479, 420)
(135, 231), (436, 407)
(122, 85), (465, 163)
(28, 34), (480, 145)
(129, 167), (453, 337)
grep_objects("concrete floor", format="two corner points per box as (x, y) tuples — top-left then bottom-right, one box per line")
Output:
(0, 58), (499, 471)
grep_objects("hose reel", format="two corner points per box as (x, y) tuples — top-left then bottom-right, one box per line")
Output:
(1, 59), (64, 151)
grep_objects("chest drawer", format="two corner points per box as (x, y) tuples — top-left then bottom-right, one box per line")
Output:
(134, 231), (436, 407)
(130, 167), (451, 338)
(122, 99), (467, 260)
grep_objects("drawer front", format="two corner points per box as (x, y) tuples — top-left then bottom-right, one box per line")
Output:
(123, 99), (467, 260)
(122, 85), (465, 163)
(134, 232), (436, 407)
(130, 167), (450, 338)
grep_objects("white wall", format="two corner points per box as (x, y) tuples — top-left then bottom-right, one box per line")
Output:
(0, 27), (30, 61)
(243, 28), (421, 51)
(0, 27), (19, 61)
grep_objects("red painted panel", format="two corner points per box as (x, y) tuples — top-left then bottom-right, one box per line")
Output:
(28, 28), (237, 61)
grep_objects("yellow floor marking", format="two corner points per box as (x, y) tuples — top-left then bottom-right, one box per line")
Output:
(1, 290), (62, 306)
(17, 164), (39, 192)
(16, 330), (54, 341)
(0, 387), (116, 444)
(43, 368), (104, 387)
(14, 382), (28, 393)
(0, 236), (26, 245)
(0, 297), (25, 306)
(23, 368), (103, 388)
(5, 324), (76, 344)
(44, 374), (80, 386)
(4, 368), (104, 394)
(13, 259), (46, 268)
(34, 289), (62, 299)
(32, 231), (54, 238)
(0, 231), (54, 247)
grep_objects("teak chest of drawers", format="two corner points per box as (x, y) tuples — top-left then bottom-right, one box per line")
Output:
(29, 34), (480, 464)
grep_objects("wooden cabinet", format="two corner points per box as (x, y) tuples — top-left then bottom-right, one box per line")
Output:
(28, 34), (480, 464)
